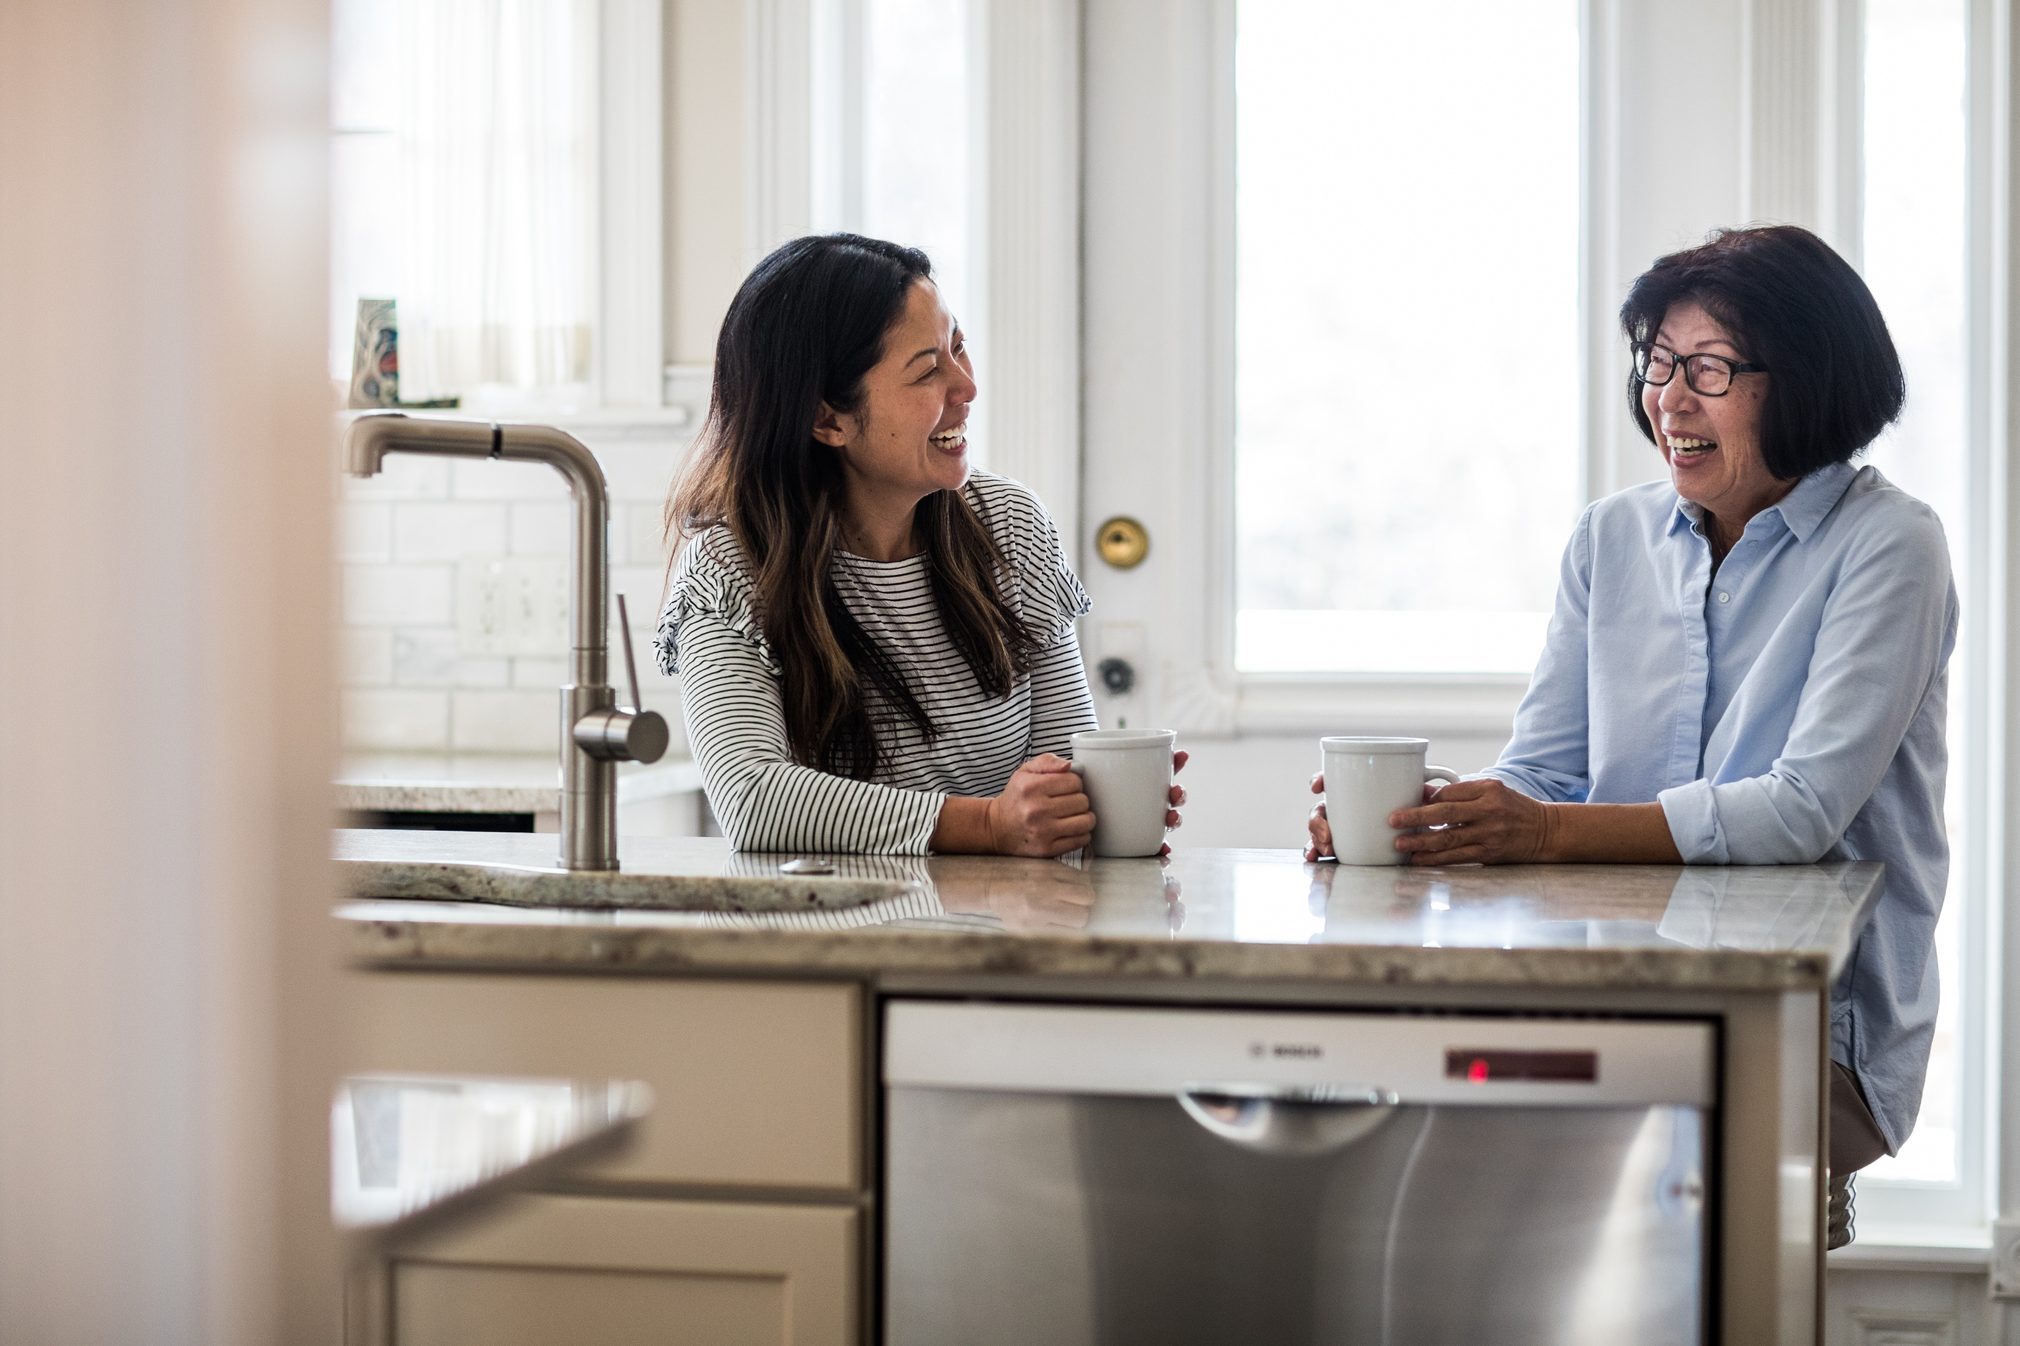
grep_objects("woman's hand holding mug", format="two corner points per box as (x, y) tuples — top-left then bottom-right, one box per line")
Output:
(987, 754), (1097, 857)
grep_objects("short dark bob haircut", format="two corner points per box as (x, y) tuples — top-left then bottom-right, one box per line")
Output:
(1619, 224), (1905, 481)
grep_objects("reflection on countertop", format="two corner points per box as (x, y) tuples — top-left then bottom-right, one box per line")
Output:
(334, 1073), (651, 1246)
(337, 831), (1883, 992)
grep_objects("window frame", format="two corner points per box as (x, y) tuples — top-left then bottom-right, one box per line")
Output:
(326, 0), (666, 413)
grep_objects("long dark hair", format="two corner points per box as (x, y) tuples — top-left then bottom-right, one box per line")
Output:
(667, 233), (1041, 778)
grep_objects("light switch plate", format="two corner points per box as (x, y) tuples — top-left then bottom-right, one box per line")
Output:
(457, 557), (569, 657)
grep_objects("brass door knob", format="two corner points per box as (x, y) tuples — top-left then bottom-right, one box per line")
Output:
(1095, 515), (1150, 569)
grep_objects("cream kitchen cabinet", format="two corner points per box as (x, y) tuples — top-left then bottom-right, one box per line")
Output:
(346, 971), (866, 1344)
(387, 1194), (856, 1346)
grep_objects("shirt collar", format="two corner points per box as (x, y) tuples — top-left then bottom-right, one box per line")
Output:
(1666, 460), (1858, 542)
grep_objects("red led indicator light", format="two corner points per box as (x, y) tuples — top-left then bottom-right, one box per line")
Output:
(1466, 1057), (1490, 1084)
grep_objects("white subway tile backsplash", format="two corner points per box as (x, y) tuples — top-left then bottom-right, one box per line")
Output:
(334, 421), (699, 751)
(457, 557), (569, 656)
(393, 629), (510, 688)
(611, 566), (670, 624)
(627, 503), (673, 566)
(451, 689), (555, 752)
(341, 456), (451, 501)
(338, 503), (393, 563)
(344, 688), (451, 750)
(449, 457), (570, 501)
(508, 502), (571, 556)
(584, 438), (682, 501)
(344, 565), (454, 626)
(393, 504), (509, 562)
(511, 657), (569, 688)
(342, 627), (395, 686)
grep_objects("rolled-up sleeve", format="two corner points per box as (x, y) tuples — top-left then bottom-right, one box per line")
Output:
(1658, 512), (1955, 864)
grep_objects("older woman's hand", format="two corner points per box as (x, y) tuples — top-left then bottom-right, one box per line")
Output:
(1157, 750), (1190, 857)
(1388, 778), (1555, 866)
(1303, 772), (1334, 861)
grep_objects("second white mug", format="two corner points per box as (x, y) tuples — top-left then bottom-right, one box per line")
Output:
(1070, 728), (1176, 858)
(1321, 736), (1461, 866)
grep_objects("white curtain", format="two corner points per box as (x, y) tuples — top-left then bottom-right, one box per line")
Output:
(398, 0), (599, 400)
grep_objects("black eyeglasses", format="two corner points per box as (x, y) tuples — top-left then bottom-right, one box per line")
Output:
(1631, 342), (1768, 397)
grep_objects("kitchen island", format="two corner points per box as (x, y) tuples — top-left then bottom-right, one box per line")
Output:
(337, 831), (1881, 1345)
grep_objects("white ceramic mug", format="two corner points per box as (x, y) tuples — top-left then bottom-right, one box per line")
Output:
(1320, 736), (1461, 866)
(1070, 728), (1177, 858)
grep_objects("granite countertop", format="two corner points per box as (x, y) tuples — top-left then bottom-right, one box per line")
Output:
(334, 1072), (651, 1248)
(337, 831), (1884, 992)
(335, 751), (704, 815)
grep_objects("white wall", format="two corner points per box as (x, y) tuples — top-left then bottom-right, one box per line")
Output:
(0, 1), (341, 1340)
(1165, 733), (1509, 850)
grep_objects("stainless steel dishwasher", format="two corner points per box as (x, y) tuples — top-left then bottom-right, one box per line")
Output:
(883, 1001), (1713, 1345)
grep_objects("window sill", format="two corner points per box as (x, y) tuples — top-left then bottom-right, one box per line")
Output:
(334, 404), (693, 440)
(1827, 1224), (1991, 1274)
(1213, 672), (1530, 739)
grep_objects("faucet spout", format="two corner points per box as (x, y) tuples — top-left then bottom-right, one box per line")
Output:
(340, 412), (666, 871)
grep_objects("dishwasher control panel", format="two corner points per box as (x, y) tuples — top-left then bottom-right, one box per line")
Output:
(884, 1001), (1715, 1108)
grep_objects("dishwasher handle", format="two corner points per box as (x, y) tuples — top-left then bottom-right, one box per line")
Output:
(1177, 1082), (1401, 1158)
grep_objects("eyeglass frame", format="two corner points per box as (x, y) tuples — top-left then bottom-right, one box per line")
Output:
(1630, 341), (1769, 398)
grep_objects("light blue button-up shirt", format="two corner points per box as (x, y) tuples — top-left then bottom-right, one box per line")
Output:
(1484, 461), (1957, 1151)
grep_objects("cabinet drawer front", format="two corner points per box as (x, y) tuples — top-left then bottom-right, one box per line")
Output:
(348, 973), (860, 1189)
(387, 1195), (857, 1346)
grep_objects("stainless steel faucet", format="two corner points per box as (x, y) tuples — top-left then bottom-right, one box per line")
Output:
(343, 413), (669, 871)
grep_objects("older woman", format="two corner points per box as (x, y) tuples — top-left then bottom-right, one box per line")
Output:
(656, 233), (1183, 856)
(1305, 225), (1956, 1224)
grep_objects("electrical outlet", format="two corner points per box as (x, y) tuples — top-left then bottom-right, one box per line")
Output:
(457, 558), (569, 657)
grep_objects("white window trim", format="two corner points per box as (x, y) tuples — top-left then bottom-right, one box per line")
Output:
(744, 0), (1083, 543)
(597, 0), (667, 409)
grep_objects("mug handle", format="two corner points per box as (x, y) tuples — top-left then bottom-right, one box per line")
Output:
(1424, 766), (1461, 789)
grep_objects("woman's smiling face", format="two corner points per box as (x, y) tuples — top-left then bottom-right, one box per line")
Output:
(1642, 299), (1787, 530)
(819, 279), (977, 512)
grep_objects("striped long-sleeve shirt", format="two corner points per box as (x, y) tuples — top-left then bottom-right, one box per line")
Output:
(653, 471), (1098, 853)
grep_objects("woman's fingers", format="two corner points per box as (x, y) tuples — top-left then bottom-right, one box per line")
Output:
(1049, 807), (1097, 838)
(1305, 802), (1333, 860)
(1309, 772), (1325, 795)
(1391, 799), (1477, 829)
(1173, 749), (1190, 775)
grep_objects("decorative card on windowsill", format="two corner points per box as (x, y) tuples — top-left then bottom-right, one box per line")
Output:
(347, 298), (459, 411)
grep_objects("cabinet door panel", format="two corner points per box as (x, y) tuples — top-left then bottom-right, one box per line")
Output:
(347, 973), (860, 1189)
(389, 1195), (855, 1346)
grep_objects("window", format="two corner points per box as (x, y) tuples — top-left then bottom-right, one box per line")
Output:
(1850, 0), (1980, 1226)
(330, 0), (651, 412)
(857, 0), (974, 334)
(1233, 0), (1581, 675)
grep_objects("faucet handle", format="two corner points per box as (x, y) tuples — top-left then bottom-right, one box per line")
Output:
(572, 593), (669, 764)
(616, 593), (646, 712)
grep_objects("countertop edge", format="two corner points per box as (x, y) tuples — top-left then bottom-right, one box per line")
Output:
(341, 916), (1839, 992)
